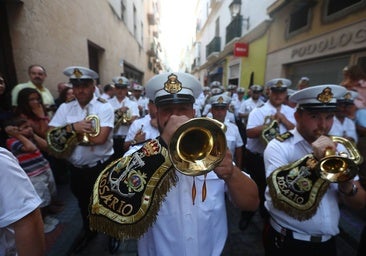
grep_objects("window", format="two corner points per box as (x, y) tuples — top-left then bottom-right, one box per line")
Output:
(287, 4), (312, 37)
(323, 0), (366, 22)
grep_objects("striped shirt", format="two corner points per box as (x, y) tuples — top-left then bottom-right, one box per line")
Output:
(6, 137), (51, 177)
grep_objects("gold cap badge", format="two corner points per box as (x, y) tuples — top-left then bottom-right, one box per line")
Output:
(217, 96), (224, 104)
(164, 74), (182, 94)
(317, 87), (333, 103)
(275, 80), (283, 87)
(73, 68), (83, 78)
(343, 92), (351, 100)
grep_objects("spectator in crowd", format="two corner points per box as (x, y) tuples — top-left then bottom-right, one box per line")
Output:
(54, 82), (70, 107)
(11, 64), (56, 116)
(4, 117), (59, 233)
(0, 147), (45, 256)
(0, 72), (14, 147)
(15, 88), (50, 139)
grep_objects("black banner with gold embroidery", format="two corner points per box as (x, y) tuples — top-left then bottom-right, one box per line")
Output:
(89, 138), (177, 239)
(267, 154), (330, 221)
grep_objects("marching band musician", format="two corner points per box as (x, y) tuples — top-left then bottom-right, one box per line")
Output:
(89, 72), (259, 256)
(130, 82), (149, 117)
(263, 84), (364, 256)
(108, 76), (139, 159)
(241, 78), (296, 228)
(47, 66), (114, 253)
(238, 84), (265, 126)
(209, 93), (243, 169)
(124, 99), (159, 151)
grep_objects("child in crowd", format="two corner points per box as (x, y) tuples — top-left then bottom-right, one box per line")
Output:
(4, 117), (59, 233)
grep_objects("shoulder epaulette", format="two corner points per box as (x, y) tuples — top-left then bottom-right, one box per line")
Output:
(276, 131), (293, 142)
(98, 97), (107, 103)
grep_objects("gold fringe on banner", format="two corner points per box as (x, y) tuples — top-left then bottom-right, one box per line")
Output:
(267, 154), (330, 221)
(89, 138), (178, 240)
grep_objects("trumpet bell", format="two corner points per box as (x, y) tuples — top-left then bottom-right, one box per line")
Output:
(318, 156), (359, 183)
(169, 118), (227, 176)
(317, 136), (363, 183)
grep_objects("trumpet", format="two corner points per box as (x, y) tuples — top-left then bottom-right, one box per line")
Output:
(261, 115), (280, 145)
(317, 136), (363, 182)
(168, 117), (227, 176)
(80, 114), (100, 146)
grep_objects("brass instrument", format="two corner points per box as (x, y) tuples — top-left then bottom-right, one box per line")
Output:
(114, 108), (132, 131)
(261, 115), (280, 145)
(317, 136), (363, 182)
(80, 114), (100, 146)
(168, 117), (227, 176)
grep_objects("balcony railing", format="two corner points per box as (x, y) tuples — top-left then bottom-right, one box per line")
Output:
(226, 15), (242, 44)
(206, 36), (221, 58)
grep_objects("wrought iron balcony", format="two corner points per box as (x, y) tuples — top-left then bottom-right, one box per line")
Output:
(226, 15), (242, 44)
(206, 36), (221, 59)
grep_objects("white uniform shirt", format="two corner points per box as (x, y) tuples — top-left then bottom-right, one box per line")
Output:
(246, 101), (296, 154)
(224, 120), (244, 157)
(207, 111), (235, 124)
(238, 97), (265, 117)
(108, 97), (140, 136)
(137, 171), (228, 256)
(231, 97), (245, 118)
(329, 116), (358, 143)
(130, 95), (149, 116)
(0, 148), (42, 256)
(49, 96), (114, 166)
(263, 128), (340, 237)
(125, 114), (159, 143)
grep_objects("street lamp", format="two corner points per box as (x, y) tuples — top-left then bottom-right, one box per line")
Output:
(229, 0), (241, 18)
(229, 0), (250, 30)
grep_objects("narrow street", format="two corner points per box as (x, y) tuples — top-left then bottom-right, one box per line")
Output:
(45, 183), (365, 256)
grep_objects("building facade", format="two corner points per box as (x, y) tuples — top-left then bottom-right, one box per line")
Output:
(0, 0), (164, 97)
(266, 0), (366, 86)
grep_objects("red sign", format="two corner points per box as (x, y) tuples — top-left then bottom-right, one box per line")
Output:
(234, 43), (249, 57)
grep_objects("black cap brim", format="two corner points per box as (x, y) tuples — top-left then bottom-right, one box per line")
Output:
(155, 94), (195, 106)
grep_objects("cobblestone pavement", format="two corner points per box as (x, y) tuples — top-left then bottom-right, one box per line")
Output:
(46, 184), (365, 256)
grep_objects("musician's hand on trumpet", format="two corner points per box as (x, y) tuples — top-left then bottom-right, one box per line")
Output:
(72, 119), (95, 136)
(311, 135), (337, 160)
(273, 111), (295, 130)
(214, 149), (234, 181)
